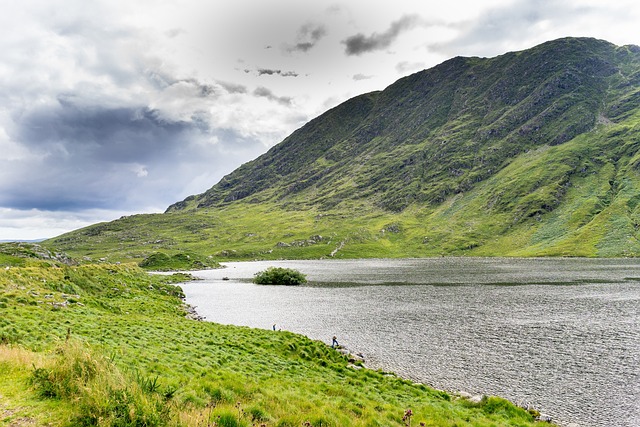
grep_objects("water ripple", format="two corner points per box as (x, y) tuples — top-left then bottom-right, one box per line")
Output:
(181, 258), (640, 427)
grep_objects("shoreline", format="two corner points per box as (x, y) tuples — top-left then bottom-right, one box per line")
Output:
(177, 258), (637, 427)
(181, 298), (559, 425)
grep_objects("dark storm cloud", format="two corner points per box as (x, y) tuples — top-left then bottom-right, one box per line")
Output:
(3, 186), (113, 212)
(343, 15), (422, 55)
(253, 87), (293, 105)
(17, 100), (194, 162)
(1, 99), (208, 212)
(287, 23), (327, 53)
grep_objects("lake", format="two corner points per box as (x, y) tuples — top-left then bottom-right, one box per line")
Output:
(179, 258), (640, 427)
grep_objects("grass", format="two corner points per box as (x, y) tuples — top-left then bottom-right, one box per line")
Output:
(0, 258), (550, 426)
(0, 346), (71, 425)
(138, 251), (221, 271)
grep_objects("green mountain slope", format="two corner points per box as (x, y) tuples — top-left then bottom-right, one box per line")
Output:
(47, 37), (640, 260)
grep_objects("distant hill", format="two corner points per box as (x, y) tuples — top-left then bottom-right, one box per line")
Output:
(47, 37), (640, 260)
(0, 239), (46, 243)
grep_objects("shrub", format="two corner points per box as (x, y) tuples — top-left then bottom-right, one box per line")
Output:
(253, 267), (307, 286)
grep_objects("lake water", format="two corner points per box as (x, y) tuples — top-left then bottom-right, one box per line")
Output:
(179, 258), (640, 427)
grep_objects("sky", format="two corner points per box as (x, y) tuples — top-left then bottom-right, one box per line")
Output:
(1, 0), (639, 240)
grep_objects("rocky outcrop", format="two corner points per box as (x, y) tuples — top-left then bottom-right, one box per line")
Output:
(335, 347), (366, 365)
(183, 304), (205, 321)
(0, 242), (76, 265)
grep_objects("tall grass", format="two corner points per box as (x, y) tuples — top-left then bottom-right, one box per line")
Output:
(30, 341), (175, 427)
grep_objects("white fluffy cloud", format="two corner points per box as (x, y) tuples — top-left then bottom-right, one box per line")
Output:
(1, 0), (639, 240)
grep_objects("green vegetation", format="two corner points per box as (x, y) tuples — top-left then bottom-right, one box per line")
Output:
(0, 251), (549, 426)
(29, 342), (173, 426)
(138, 251), (221, 271)
(254, 267), (307, 286)
(44, 38), (640, 260)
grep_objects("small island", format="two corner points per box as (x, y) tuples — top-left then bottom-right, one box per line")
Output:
(253, 266), (307, 286)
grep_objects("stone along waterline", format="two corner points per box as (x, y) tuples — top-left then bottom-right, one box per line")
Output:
(180, 258), (640, 427)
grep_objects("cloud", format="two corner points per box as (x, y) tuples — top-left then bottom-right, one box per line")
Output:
(131, 164), (149, 177)
(0, 207), (139, 241)
(165, 28), (185, 38)
(144, 71), (218, 98)
(257, 68), (281, 76)
(217, 81), (248, 94)
(2, 100), (205, 211)
(16, 101), (193, 162)
(342, 14), (423, 55)
(253, 87), (293, 105)
(353, 73), (373, 81)
(256, 68), (300, 77)
(428, 0), (625, 57)
(287, 23), (328, 53)
(1, 106), (269, 215)
(396, 61), (426, 74)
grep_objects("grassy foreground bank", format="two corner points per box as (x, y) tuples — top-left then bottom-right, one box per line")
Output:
(1, 260), (551, 426)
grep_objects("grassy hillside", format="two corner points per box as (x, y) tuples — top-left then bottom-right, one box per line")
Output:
(0, 252), (549, 426)
(46, 112), (640, 262)
(45, 38), (640, 260)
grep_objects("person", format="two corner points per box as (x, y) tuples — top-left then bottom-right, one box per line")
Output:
(332, 336), (339, 348)
(273, 324), (276, 331)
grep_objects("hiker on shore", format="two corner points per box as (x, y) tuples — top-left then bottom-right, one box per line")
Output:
(332, 336), (339, 348)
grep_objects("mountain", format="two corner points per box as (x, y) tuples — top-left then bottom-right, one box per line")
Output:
(47, 37), (640, 260)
